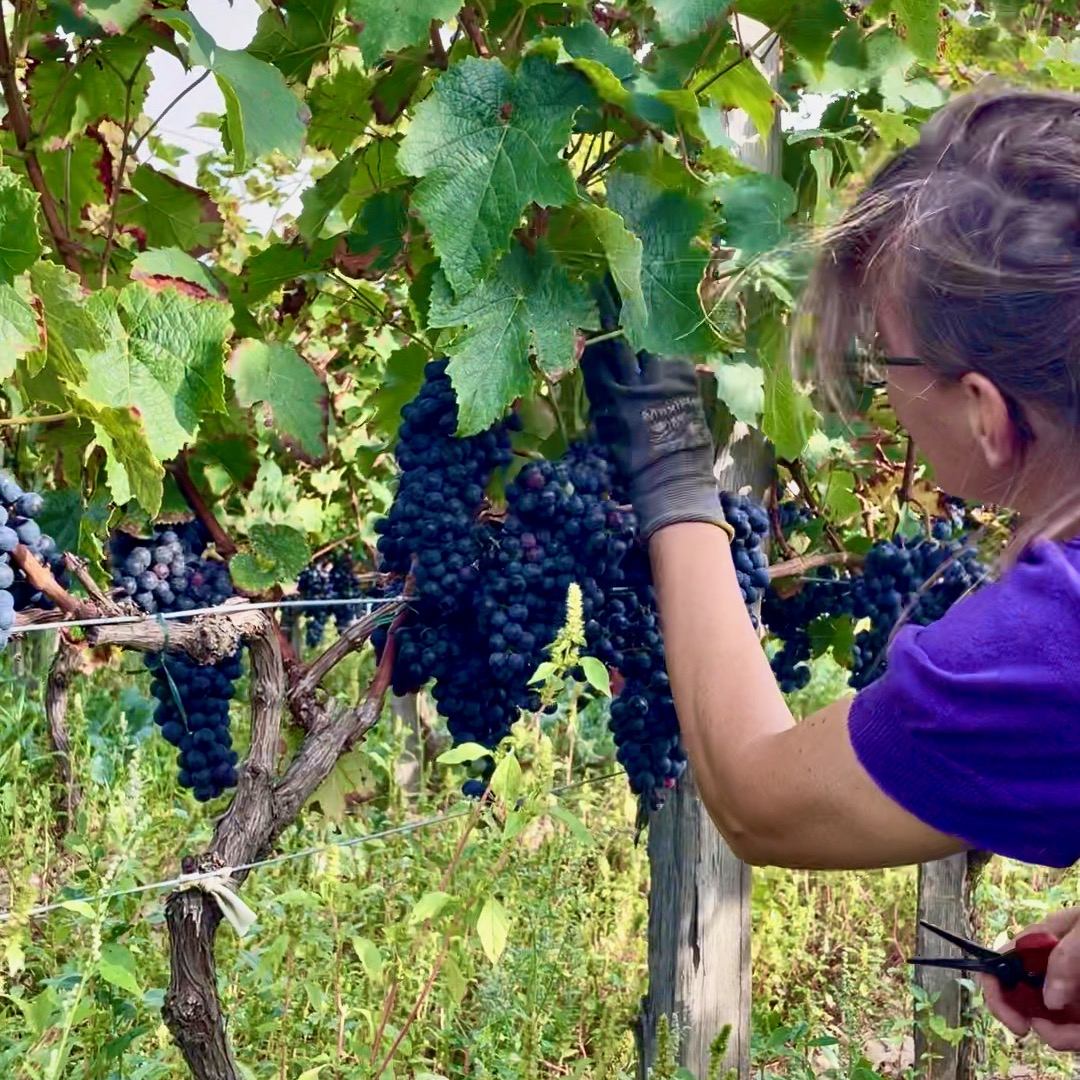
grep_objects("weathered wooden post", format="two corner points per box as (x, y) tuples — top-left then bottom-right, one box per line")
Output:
(638, 17), (781, 1080)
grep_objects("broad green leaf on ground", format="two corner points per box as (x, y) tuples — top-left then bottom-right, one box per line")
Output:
(0, 283), (42, 378)
(758, 315), (814, 461)
(97, 943), (142, 997)
(306, 64), (374, 157)
(80, 0), (149, 33)
(892, 0), (940, 65)
(28, 36), (153, 146)
(131, 249), (225, 298)
(427, 242), (597, 434)
(0, 167), (42, 283)
(606, 169), (713, 356)
(72, 283), (232, 466)
(229, 340), (329, 459)
(652, 0), (733, 46)
(118, 166), (223, 256)
(579, 205), (646, 345)
(27, 261), (104, 382)
(713, 173), (797, 255)
(348, 0), (460, 64)
(399, 55), (592, 294)
(160, 11), (309, 170)
(736, 0), (847, 67)
(248, 0), (342, 82)
(231, 522), (312, 591)
(476, 897), (510, 965)
(698, 45), (778, 140)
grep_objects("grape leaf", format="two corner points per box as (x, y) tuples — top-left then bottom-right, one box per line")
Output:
(606, 170), (713, 356)
(161, 11), (309, 170)
(0, 168), (42, 284)
(711, 359), (764, 424)
(348, 0), (460, 65)
(248, 0), (342, 82)
(307, 64), (374, 157)
(0, 283), (42, 377)
(427, 242), (597, 434)
(893, 0), (940, 65)
(80, 0), (149, 34)
(91, 405), (166, 516)
(399, 55), (592, 293)
(714, 173), (797, 254)
(476, 897), (510, 965)
(238, 237), (339, 306)
(73, 283), (232, 465)
(231, 523), (311, 591)
(580, 205), (646, 344)
(736, 0), (848, 67)
(298, 140), (402, 241)
(39, 137), (107, 221)
(27, 261), (104, 382)
(118, 166), (223, 256)
(28, 36), (153, 145)
(131, 248), (225, 298)
(652, 0), (733, 46)
(758, 315), (814, 461)
(229, 340), (329, 459)
(535, 23), (639, 108)
(371, 343), (431, 438)
(699, 44), (778, 139)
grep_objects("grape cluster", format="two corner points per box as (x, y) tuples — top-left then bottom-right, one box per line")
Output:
(0, 472), (70, 624)
(762, 523), (986, 693)
(287, 553), (366, 647)
(368, 360), (770, 810)
(108, 521), (232, 615)
(148, 651), (241, 801)
(777, 500), (813, 536)
(109, 520), (243, 802)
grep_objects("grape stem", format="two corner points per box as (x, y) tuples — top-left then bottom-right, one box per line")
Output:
(62, 552), (123, 612)
(780, 458), (846, 553)
(767, 550), (864, 582)
(169, 458), (239, 559)
(11, 544), (95, 618)
(458, 5), (492, 57)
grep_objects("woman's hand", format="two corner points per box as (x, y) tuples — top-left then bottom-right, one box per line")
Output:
(981, 908), (1080, 1049)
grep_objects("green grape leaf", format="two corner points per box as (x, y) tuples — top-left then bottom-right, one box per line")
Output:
(399, 55), (591, 293)
(758, 316), (814, 461)
(29, 36), (152, 145)
(0, 283), (42, 377)
(371, 343), (431, 438)
(297, 140), (402, 241)
(0, 167), (42, 284)
(228, 340), (329, 459)
(476, 897), (510, 965)
(652, 0), (734, 46)
(714, 173), (797, 255)
(579, 205), (646, 344)
(81, 0), (149, 34)
(346, 189), (410, 276)
(535, 22), (639, 108)
(91, 405), (165, 516)
(711, 359), (764, 424)
(606, 169), (713, 356)
(161, 11), (309, 170)
(72, 283), (231, 466)
(427, 242), (596, 435)
(858, 108), (920, 148)
(893, 0), (940, 65)
(231, 523), (312, 591)
(699, 44), (778, 139)
(117, 166), (223, 256)
(27, 261), (104, 382)
(307, 63), (374, 157)
(248, 0), (342, 82)
(38, 488), (111, 562)
(348, 0), (460, 65)
(736, 0), (847, 67)
(131, 248), (225, 298)
(39, 137), (107, 221)
(239, 237), (338, 305)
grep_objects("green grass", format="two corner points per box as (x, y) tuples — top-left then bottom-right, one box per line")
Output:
(0, 642), (1075, 1080)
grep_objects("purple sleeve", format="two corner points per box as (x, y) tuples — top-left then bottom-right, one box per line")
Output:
(847, 539), (1080, 868)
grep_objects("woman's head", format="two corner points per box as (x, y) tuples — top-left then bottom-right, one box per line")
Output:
(797, 83), (1080, 527)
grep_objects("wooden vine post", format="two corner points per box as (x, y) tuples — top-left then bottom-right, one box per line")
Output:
(638, 18), (781, 1080)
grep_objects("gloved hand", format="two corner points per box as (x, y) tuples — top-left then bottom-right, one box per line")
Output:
(581, 278), (732, 542)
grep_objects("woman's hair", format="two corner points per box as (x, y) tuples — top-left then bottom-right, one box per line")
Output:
(793, 81), (1080, 554)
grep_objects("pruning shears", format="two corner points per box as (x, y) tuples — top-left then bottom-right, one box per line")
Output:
(910, 920), (1080, 1025)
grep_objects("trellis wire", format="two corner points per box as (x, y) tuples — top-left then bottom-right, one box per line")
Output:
(9, 595), (408, 635)
(0, 772), (622, 924)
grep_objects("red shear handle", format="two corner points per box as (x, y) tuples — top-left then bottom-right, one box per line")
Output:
(1004, 932), (1080, 1025)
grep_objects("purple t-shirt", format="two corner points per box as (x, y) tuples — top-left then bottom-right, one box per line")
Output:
(848, 536), (1080, 868)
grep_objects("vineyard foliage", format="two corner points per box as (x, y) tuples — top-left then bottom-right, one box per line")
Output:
(0, 0), (1071, 603)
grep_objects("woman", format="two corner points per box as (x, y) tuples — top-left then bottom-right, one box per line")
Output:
(583, 82), (1080, 1019)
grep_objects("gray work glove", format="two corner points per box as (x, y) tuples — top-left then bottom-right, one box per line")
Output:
(581, 284), (732, 542)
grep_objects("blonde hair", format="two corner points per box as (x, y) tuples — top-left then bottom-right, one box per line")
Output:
(793, 81), (1080, 562)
